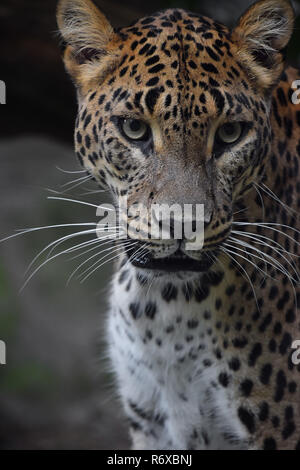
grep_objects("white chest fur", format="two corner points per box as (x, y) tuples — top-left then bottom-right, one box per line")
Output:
(107, 266), (248, 449)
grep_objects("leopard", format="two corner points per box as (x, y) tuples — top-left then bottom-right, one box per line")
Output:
(57, 0), (300, 450)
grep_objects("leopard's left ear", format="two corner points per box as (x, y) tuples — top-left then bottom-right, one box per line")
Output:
(232, 0), (295, 92)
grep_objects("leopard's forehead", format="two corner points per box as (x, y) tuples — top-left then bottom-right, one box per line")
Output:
(120, 9), (229, 45)
(114, 8), (237, 92)
(82, 8), (258, 132)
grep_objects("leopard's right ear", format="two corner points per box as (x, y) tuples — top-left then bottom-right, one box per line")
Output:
(57, 0), (117, 87)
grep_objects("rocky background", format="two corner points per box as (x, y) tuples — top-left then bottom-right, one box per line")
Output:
(0, 0), (300, 450)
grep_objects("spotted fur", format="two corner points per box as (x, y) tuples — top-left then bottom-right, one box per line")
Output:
(57, 0), (300, 449)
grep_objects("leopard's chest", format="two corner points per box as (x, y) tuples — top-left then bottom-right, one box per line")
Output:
(107, 268), (249, 449)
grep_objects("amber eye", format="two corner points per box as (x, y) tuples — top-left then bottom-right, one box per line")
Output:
(121, 119), (149, 141)
(217, 122), (242, 144)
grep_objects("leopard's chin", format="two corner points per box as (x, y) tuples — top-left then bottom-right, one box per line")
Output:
(129, 248), (217, 273)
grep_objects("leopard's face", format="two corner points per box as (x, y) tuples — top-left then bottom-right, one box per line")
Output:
(58, 0), (294, 276)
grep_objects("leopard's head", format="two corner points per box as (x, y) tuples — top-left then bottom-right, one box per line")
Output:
(57, 0), (294, 276)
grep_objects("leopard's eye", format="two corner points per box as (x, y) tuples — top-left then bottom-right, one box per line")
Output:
(121, 119), (149, 141)
(217, 122), (242, 144)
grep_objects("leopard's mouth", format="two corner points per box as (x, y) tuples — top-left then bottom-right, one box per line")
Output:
(126, 247), (216, 272)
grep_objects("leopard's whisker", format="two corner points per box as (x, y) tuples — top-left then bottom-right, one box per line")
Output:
(225, 240), (295, 283)
(25, 227), (121, 275)
(231, 229), (299, 258)
(46, 226), (122, 260)
(61, 174), (92, 188)
(78, 188), (108, 196)
(231, 229), (300, 287)
(68, 235), (122, 261)
(253, 184), (265, 221)
(79, 242), (137, 283)
(229, 235), (300, 282)
(123, 242), (148, 272)
(0, 222), (97, 244)
(233, 221), (300, 245)
(233, 207), (248, 216)
(225, 241), (280, 280)
(68, 238), (131, 284)
(56, 166), (86, 174)
(220, 247), (259, 310)
(60, 177), (95, 194)
(20, 229), (103, 290)
(47, 196), (114, 211)
(227, 238), (298, 306)
(256, 182), (298, 218)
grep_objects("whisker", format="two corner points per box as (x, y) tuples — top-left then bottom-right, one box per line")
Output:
(233, 221), (300, 245)
(56, 166), (86, 174)
(227, 238), (298, 304)
(220, 247), (259, 310)
(61, 175), (92, 188)
(0, 223), (97, 244)
(47, 196), (114, 211)
(229, 235), (299, 282)
(123, 242), (147, 271)
(67, 239), (126, 284)
(256, 182), (298, 218)
(225, 240), (295, 282)
(46, 226), (122, 260)
(71, 239), (134, 283)
(20, 229), (102, 291)
(79, 242), (137, 283)
(231, 229), (299, 258)
(253, 184), (265, 221)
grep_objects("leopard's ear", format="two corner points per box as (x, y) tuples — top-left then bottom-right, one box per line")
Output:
(57, 0), (116, 87)
(232, 0), (295, 92)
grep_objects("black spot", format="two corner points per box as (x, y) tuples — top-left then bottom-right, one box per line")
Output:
(248, 343), (262, 367)
(161, 283), (178, 302)
(188, 60), (197, 69)
(218, 372), (230, 387)
(228, 357), (241, 371)
(282, 421), (296, 440)
(226, 285), (235, 296)
(146, 77), (159, 87)
(201, 63), (218, 74)
(240, 379), (253, 397)
(206, 46), (220, 62)
(258, 402), (269, 422)
(238, 407), (256, 434)
(118, 270), (129, 284)
(274, 370), (286, 402)
(187, 319), (199, 329)
(259, 313), (272, 333)
(260, 363), (272, 385)
(145, 88), (161, 114)
(263, 437), (277, 450)
(233, 337), (248, 348)
(194, 284), (210, 302)
(209, 88), (225, 114)
(148, 64), (165, 74)
(83, 114), (91, 130)
(129, 302), (141, 320)
(145, 302), (157, 320)
(279, 332), (292, 355)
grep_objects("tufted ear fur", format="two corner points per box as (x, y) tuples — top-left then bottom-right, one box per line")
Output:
(57, 0), (117, 88)
(232, 0), (295, 92)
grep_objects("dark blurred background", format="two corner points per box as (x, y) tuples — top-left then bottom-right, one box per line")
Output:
(0, 0), (299, 450)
